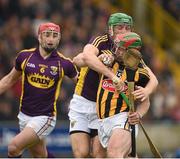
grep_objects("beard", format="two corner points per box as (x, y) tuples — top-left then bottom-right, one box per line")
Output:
(41, 42), (58, 53)
(43, 47), (56, 53)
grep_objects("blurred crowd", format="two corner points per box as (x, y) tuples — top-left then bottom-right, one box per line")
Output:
(0, 0), (179, 122)
(156, 0), (180, 21)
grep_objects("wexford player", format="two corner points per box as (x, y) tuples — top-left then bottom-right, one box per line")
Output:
(0, 22), (78, 158)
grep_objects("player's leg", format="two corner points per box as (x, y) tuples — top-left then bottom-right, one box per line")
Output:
(29, 143), (55, 158)
(68, 95), (91, 157)
(8, 127), (39, 157)
(97, 112), (131, 158)
(107, 113), (131, 158)
(28, 139), (48, 158)
(88, 103), (106, 157)
(9, 112), (56, 158)
(26, 114), (56, 157)
(107, 128), (131, 158)
(70, 132), (90, 157)
(91, 132), (106, 157)
(69, 111), (90, 157)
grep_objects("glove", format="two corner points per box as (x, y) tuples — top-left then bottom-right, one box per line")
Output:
(98, 53), (114, 67)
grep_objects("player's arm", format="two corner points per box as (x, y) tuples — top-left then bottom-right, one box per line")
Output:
(64, 58), (79, 84)
(133, 66), (158, 102)
(82, 44), (116, 80)
(73, 52), (86, 67)
(145, 66), (158, 93)
(0, 67), (21, 94)
(128, 97), (150, 125)
(136, 97), (150, 119)
(73, 51), (114, 68)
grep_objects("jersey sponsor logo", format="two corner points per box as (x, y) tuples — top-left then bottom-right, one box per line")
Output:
(102, 79), (128, 93)
(27, 63), (35, 68)
(50, 66), (58, 75)
(27, 73), (55, 89)
(102, 79), (115, 92)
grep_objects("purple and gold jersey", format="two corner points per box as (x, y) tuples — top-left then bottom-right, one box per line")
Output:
(15, 48), (77, 117)
(75, 34), (113, 101)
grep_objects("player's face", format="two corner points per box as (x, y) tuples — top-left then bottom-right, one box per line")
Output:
(113, 24), (131, 38)
(39, 30), (61, 53)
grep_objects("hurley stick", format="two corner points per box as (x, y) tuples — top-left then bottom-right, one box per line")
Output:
(128, 81), (136, 157)
(122, 49), (162, 158)
(121, 92), (162, 158)
(139, 121), (162, 158)
(123, 49), (142, 157)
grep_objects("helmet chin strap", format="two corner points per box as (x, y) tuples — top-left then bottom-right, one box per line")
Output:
(109, 26), (114, 38)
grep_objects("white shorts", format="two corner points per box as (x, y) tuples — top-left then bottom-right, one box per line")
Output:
(18, 111), (56, 139)
(98, 112), (138, 148)
(68, 94), (99, 134)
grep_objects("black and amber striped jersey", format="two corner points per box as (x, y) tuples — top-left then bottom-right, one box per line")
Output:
(75, 34), (114, 101)
(96, 61), (150, 119)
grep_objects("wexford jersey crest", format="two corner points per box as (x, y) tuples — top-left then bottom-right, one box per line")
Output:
(50, 66), (58, 75)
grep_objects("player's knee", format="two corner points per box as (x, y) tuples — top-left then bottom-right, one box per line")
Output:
(92, 151), (106, 158)
(31, 150), (47, 158)
(92, 147), (106, 157)
(73, 149), (89, 158)
(107, 147), (125, 158)
(29, 146), (47, 158)
(8, 141), (21, 157)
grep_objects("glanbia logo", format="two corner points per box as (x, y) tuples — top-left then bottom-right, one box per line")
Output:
(102, 79), (128, 92)
(102, 79), (115, 92)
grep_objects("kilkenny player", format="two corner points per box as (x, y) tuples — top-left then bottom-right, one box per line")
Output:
(69, 13), (158, 157)
(97, 32), (150, 157)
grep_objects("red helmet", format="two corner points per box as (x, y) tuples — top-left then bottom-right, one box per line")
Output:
(38, 22), (60, 35)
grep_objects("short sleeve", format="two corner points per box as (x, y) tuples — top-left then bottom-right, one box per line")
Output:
(62, 59), (78, 78)
(15, 51), (34, 71)
(15, 52), (26, 71)
(135, 68), (150, 87)
(88, 35), (108, 52)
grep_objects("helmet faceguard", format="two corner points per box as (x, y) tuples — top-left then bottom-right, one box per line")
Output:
(112, 32), (142, 66)
(108, 13), (133, 37)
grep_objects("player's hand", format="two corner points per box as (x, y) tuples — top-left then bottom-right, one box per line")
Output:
(98, 53), (114, 66)
(132, 86), (149, 102)
(128, 111), (141, 125)
(112, 76), (125, 92)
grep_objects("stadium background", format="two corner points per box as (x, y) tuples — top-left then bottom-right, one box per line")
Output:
(0, 0), (179, 157)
